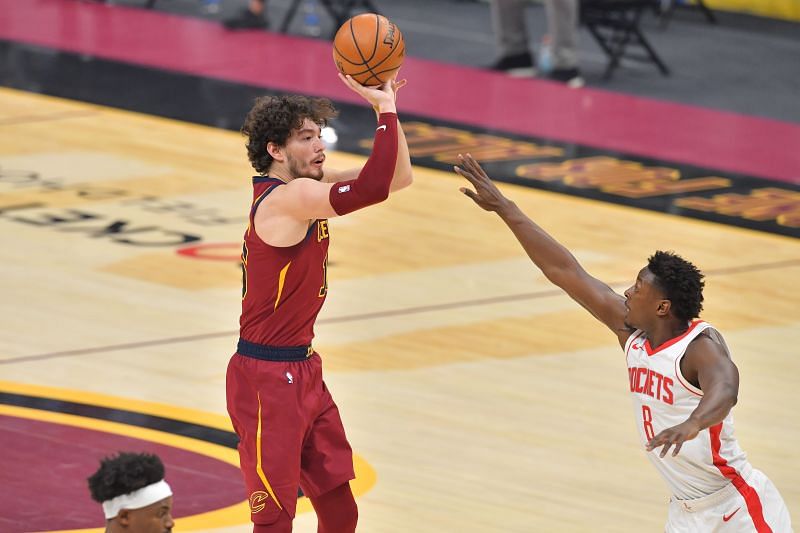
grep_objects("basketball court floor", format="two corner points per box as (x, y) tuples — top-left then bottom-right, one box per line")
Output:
(1, 1), (798, 532)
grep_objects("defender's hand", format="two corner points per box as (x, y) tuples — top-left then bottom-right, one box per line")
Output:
(454, 153), (512, 213)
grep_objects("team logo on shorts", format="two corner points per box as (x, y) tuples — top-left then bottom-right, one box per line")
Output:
(249, 491), (271, 513)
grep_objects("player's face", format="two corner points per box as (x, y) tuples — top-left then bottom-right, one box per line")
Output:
(123, 496), (174, 533)
(623, 268), (667, 329)
(284, 118), (325, 181)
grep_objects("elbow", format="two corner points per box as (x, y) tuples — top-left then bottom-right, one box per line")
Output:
(373, 181), (391, 203)
(723, 381), (738, 408)
(728, 390), (738, 408)
(389, 171), (413, 194)
(398, 171), (413, 190)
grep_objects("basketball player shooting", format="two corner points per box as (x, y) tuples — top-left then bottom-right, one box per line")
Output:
(455, 154), (793, 532)
(226, 74), (412, 533)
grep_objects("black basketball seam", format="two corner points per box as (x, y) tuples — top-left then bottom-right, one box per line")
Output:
(365, 14), (380, 63)
(361, 35), (404, 84)
(369, 30), (403, 70)
(345, 37), (404, 85)
(333, 43), (368, 66)
(343, 45), (403, 82)
(333, 42), (367, 66)
(333, 17), (369, 66)
(349, 16), (380, 84)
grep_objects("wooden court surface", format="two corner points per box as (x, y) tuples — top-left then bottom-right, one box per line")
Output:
(1, 87), (798, 532)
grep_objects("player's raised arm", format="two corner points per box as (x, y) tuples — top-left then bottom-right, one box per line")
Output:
(324, 75), (413, 193)
(268, 76), (411, 225)
(455, 154), (631, 346)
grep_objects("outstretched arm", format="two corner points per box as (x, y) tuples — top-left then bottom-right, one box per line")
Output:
(265, 75), (410, 224)
(455, 154), (631, 346)
(646, 331), (739, 457)
(323, 76), (413, 192)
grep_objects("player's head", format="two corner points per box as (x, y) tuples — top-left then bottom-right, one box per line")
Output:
(87, 452), (174, 533)
(624, 251), (705, 329)
(242, 95), (338, 180)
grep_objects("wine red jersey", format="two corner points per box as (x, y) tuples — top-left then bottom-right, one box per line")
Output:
(239, 177), (330, 346)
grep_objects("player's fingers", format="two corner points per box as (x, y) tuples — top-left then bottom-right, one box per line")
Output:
(672, 441), (684, 457)
(464, 154), (493, 182)
(338, 74), (363, 94)
(461, 153), (481, 174)
(646, 432), (665, 451)
(454, 166), (479, 185)
(459, 154), (486, 182)
(459, 154), (488, 183)
(337, 73), (351, 86)
(659, 441), (674, 458)
(459, 187), (480, 203)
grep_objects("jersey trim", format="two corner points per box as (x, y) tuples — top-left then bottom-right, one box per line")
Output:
(644, 319), (704, 356)
(253, 176), (284, 184)
(674, 351), (704, 397)
(710, 424), (772, 532)
(274, 261), (292, 310)
(250, 181), (283, 218)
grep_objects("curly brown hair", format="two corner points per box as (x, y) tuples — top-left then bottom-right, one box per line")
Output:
(241, 95), (338, 174)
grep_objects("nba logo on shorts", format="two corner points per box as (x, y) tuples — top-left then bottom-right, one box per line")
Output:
(286, 372), (294, 384)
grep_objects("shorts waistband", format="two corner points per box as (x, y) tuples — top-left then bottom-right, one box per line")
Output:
(672, 463), (753, 512)
(236, 339), (313, 362)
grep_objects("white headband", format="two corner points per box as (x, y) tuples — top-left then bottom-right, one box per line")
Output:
(102, 480), (173, 519)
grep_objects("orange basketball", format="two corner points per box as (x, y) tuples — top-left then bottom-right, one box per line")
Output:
(332, 13), (405, 87)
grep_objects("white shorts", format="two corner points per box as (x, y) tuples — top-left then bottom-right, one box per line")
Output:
(666, 469), (792, 532)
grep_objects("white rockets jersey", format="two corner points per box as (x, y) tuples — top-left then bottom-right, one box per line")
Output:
(625, 320), (751, 500)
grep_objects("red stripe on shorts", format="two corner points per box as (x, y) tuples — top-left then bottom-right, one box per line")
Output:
(710, 423), (772, 533)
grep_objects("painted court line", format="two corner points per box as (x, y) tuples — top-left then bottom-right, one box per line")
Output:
(3, 258), (799, 365)
(0, 109), (99, 127)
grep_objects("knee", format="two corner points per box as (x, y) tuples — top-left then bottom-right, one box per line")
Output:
(321, 499), (358, 533)
(316, 484), (358, 533)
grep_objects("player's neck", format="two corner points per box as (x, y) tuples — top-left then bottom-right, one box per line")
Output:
(268, 167), (292, 183)
(646, 319), (690, 349)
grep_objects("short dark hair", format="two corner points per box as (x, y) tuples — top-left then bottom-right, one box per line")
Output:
(87, 452), (165, 503)
(241, 95), (338, 174)
(647, 251), (705, 322)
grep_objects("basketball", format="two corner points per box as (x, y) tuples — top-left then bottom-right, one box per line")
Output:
(332, 13), (405, 87)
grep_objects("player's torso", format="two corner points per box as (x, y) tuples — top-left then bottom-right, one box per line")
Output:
(239, 177), (330, 346)
(625, 320), (750, 500)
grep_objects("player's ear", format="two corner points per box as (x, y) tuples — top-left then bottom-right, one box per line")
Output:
(656, 299), (671, 317)
(117, 508), (131, 526)
(266, 142), (284, 162)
